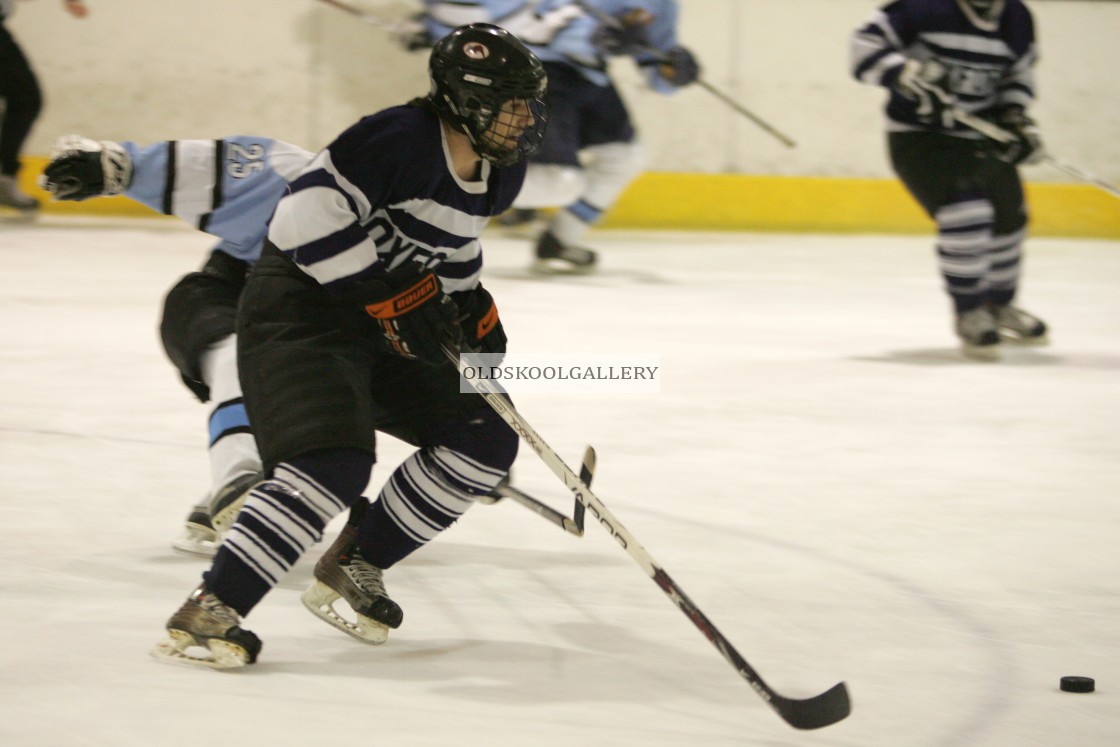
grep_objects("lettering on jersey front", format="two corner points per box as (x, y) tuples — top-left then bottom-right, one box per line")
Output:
(366, 215), (438, 266)
(948, 65), (1003, 98)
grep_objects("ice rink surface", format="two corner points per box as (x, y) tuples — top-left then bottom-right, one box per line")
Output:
(1, 216), (1117, 746)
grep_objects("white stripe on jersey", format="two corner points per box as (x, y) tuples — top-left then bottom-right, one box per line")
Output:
(391, 197), (492, 238)
(923, 32), (1013, 59)
(167, 140), (220, 226)
(269, 140), (318, 181)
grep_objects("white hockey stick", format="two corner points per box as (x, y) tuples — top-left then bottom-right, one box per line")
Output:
(953, 109), (1120, 200)
(446, 344), (850, 730)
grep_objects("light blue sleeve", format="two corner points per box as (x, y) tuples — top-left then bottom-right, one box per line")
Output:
(536, 0), (684, 91)
(122, 136), (313, 262)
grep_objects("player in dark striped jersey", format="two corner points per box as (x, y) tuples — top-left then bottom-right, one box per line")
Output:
(851, 0), (1048, 359)
(153, 23), (548, 668)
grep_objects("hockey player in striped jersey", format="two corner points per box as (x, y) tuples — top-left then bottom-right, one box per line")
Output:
(423, 1), (698, 273)
(42, 135), (315, 555)
(851, 0), (1048, 359)
(152, 23), (548, 668)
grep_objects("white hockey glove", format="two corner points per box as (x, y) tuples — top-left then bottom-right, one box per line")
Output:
(40, 135), (133, 201)
(896, 59), (956, 129)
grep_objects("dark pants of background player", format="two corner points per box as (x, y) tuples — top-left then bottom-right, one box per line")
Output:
(531, 61), (636, 167)
(888, 131), (1027, 236)
(160, 249), (249, 402)
(0, 21), (43, 177)
(236, 245), (514, 490)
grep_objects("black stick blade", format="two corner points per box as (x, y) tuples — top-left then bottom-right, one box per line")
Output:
(574, 446), (595, 532)
(772, 681), (851, 730)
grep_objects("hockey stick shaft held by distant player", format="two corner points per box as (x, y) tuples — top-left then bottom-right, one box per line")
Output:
(574, 0), (796, 148)
(953, 109), (1120, 199)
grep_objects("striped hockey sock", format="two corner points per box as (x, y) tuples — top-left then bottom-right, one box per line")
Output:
(358, 445), (508, 569)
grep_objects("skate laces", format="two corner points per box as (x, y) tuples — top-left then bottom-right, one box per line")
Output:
(957, 308), (996, 340)
(341, 547), (388, 598)
(994, 305), (1038, 331)
(191, 587), (242, 627)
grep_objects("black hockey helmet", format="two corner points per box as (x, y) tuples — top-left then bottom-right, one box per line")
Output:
(957, 0), (1005, 29)
(428, 23), (548, 167)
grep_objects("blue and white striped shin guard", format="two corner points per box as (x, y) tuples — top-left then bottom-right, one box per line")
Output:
(934, 195), (998, 309)
(984, 227), (1027, 298)
(206, 463), (348, 613)
(362, 446), (506, 568)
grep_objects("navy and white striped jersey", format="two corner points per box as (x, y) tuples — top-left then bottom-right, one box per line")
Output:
(267, 104), (525, 297)
(122, 137), (312, 262)
(850, 0), (1036, 136)
(423, 0), (685, 91)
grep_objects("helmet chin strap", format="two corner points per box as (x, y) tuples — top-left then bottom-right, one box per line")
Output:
(956, 0), (1005, 31)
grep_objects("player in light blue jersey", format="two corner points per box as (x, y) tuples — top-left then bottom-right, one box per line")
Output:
(423, 1), (698, 272)
(851, 0), (1048, 359)
(151, 24), (548, 669)
(42, 135), (314, 555)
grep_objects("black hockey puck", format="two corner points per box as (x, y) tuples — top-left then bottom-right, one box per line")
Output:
(1059, 676), (1095, 693)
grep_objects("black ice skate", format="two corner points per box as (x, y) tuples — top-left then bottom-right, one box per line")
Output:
(992, 304), (1049, 344)
(171, 500), (220, 558)
(152, 585), (261, 669)
(300, 526), (403, 644)
(208, 472), (263, 535)
(955, 307), (1001, 360)
(532, 230), (598, 274)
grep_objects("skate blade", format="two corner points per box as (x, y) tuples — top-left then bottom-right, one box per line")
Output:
(300, 581), (389, 645)
(960, 342), (1001, 361)
(529, 258), (596, 276)
(0, 209), (39, 223)
(150, 630), (252, 669)
(171, 526), (220, 558)
(999, 331), (1050, 346)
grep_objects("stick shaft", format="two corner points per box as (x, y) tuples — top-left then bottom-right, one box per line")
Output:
(954, 109), (1120, 199)
(447, 347), (849, 729)
(574, 0), (795, 148)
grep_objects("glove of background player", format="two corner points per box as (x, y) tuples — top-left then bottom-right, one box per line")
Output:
(40, 135), (133, 201)
(989, 106), (1044, 165)
(393, 12), (434, 52)
(451, 284), (507, 360)
(591, 9), (652, 56)
(659, 46), (700, 87)
(361, 263), (462, 365)
(895, 59), (956, 129)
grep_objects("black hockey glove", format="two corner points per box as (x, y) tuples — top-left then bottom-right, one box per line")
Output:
(360, 263), (462, 365)
(591, 9), (652, 57)
(451, 284), (507, 360)
(40, 135), (133, 201)
(895, 59), (956, 129)
(659, 46), (700, 88)
(988, 106), (1044, 165)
